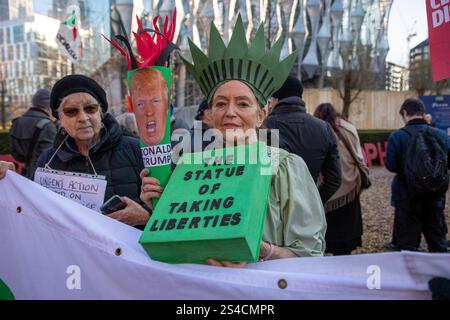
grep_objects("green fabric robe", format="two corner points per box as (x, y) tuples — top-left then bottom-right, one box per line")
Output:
(264, 147), (327, 257)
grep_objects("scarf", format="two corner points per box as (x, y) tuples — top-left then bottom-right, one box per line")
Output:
(324, 118), (364, 212)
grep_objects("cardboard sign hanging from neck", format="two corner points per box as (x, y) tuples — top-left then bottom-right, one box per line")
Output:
(139, 142), (272, 264)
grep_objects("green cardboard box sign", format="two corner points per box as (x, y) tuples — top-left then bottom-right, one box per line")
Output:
(139, 142), (272, 264)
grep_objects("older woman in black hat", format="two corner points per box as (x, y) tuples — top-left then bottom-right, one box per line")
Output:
(32, 74), (149, 227)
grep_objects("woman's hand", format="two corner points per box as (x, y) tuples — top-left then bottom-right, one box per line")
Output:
(107, 196), (150, 227)
(259, 241), (275, 261)
(0, 161), (15, 179)
(206, 259), (247, 268)
(259, 241), (297, 260)
(139, 169), (163, 210)
(204, 241), (286, 267)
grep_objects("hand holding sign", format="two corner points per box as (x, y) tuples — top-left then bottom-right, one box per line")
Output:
(107, 196), (150, 227)
(205, 259), (247, 268)
(205, 240), (295, 267)
(139, 169), (163, 211)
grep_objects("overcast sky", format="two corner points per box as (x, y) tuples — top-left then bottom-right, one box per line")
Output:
(386, 0), (429, 67)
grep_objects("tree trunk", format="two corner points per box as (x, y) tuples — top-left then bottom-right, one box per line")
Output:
(266, 1), (272, 49)
(341, 72), (352, 120)
(416, 88), (425, 97)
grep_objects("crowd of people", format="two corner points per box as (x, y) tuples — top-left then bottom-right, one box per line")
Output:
(1, 11), (449, 270)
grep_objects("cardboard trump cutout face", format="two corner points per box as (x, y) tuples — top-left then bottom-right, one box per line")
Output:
(130, 68), (169, 146)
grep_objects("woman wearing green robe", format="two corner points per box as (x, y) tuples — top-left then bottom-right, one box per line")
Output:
(140, 15), (326, 266)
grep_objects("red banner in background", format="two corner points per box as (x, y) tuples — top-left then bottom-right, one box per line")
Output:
(426, 0), (450, 81)
(362, 142), (388, 168)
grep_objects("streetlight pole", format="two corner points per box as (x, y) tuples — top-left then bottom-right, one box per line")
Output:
(177, 22), (192, 108)
(327, 0), (344, 77)
(291, 0), (306, 80)
(302, 0), (321, 79)
(317, 0), (332, 88)
(0, 79), (6, 130)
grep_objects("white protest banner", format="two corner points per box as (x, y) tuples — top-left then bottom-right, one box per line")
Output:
(1, 171), (449, 300)
(141, 144), (172, 167)
(56, 2), (83, 63)
(34, 168), (107, 212)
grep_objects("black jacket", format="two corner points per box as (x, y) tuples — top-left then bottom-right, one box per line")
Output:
(385, 118), (450, 205)
(265, 97), (341, 203)
(189, 121), (215, 152)
(34, 113), (144, 204)
(9, 107), (57, 178)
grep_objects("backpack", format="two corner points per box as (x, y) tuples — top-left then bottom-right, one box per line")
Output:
(402, 126), (449, 196)
(9, 117), (50, 164)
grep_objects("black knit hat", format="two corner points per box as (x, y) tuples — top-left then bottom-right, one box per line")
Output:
(272, 75), (303, 100)
(195, 100), (209, 120)
(32, 89), (51, 109)
(50, 74), (108, 119)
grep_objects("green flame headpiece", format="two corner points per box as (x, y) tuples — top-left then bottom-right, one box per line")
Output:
(180, 14), (297, 107)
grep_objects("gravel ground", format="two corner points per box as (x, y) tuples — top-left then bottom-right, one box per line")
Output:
(354, 166), (450, 254)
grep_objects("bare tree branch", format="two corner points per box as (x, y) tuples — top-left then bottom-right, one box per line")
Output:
(350, 88), (363, 104)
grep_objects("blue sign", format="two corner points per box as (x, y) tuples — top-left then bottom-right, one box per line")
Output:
(420, 95), (450, 135)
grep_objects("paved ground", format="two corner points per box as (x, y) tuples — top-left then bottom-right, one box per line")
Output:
(354, 166), (450, 254)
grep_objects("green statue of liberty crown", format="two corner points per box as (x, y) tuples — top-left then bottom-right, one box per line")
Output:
(180, 14), (298, 107)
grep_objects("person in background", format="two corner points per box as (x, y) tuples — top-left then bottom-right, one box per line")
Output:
(115, 112), (138, 137)
(265, 76), (341, 204)
(195, 100), (212, 127)
(385, 98), (449, 252)
(170, 104), (190, 132)
(424, 113), (435, 127)
(314, 103), (365, 256)
(9, 89), (57, 178)
(190, 100), (215, 152)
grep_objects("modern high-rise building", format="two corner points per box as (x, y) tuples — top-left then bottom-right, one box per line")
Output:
(407, 39), (449, 96)
(409, 39), (431, 93)
(385, 62), (409, 92)
(0, 12), (70, 120)
(0, 0), (32, 22)
(146, 0), (393, 107)
(0, 0), (124, 123)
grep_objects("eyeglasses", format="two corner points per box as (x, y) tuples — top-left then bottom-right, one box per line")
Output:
(62, 104), (100, 117)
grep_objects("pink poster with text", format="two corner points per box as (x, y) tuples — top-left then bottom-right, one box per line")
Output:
(426, 0), (450, 81)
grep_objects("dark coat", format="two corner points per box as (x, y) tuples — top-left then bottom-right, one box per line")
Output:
(385, 118), (450, 205)
(34, 113), (144, 204)
(189, 121), (214, 153)
(171, 115), (190, 132)
(9, 107), (57, 178)
(265, 97), (341, 203)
